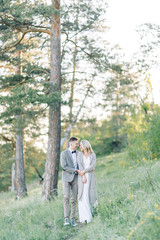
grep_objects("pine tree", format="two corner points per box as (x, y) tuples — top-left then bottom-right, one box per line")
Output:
(102, 63), (140, 150)
(0, 0), (52, 197)
(0, 0), (110, 198)
(60, 0), (109, 144)
(42, 0), (61, 200)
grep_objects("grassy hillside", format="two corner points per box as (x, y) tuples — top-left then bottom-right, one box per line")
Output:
(1, 152), (160, 240)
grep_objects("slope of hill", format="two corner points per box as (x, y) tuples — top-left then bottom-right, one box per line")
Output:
(0, 152), (160, 240)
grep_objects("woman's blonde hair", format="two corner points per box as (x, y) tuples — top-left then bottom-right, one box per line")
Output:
(80, 140), (94, 154)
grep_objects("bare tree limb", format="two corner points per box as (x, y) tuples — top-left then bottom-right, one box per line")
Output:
(61, 84), (91, 147)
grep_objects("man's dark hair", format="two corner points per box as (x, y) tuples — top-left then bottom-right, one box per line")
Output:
(69, 137), (78, 143)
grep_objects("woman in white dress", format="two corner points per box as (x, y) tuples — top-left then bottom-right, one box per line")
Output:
(76, 140), (97, 223)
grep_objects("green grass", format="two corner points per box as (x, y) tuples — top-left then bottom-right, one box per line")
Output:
(1, 152), (160, 240)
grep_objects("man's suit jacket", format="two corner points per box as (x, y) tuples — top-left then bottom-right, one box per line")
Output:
(60, 149), (79, 182)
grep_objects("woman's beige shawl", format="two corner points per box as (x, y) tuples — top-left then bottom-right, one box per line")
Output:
(77, 152), (97, 205)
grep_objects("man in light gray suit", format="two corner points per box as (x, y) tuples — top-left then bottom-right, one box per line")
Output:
(60, 137), (79, 227)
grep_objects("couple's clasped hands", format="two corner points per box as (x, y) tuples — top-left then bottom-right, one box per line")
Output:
(76, 169), (86, 176)
(75, 169), (95, 184)
(75, 170), (87, 183)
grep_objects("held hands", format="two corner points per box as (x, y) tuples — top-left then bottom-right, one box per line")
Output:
(75, 170), (87, 184)
(75, 169), (81, 175)
(75, 168), (95, 185)
(80, 170), (86, 176)
(75, 169), (86, 176)
(75, 169), (94, 175)
(82, 175), (87, 184)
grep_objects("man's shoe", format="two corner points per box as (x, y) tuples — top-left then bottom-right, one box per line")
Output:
(64, 218), (70, 226)
(71, 219), (77, 227)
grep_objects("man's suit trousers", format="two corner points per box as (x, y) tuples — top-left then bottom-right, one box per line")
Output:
(62, 175), (78, 220)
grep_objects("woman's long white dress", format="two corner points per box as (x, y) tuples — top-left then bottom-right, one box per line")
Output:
(78, 155), (92, 223)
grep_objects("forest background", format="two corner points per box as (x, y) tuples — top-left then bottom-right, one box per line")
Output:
(1, 0), (160, 239)
(0, 0), (160, 203)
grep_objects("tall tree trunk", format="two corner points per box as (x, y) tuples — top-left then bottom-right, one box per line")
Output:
(42, 0), (61, 200)
(66, 35), (78, 145)
(69, 35), (78, 125)
(15, 48), (27, 199)
(16, 120), (27, 198)
(68, 4), (78, 141)
(11, 162), (16, 192)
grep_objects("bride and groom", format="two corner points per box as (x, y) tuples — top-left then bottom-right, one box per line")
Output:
(60, 137), (97, 227)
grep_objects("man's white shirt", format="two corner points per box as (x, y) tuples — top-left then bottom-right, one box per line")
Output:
(69, 148), (77, 169)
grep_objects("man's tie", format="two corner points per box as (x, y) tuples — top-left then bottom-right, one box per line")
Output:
(72, 150), (76, 154)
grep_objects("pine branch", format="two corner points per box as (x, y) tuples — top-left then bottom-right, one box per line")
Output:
(1, 28), (51, 53)
(61, 31), (69, 62)
(0, 15), (11, 27)
(0, 134), (15, 149)
(29, 68), (50, 75)
(67, 39), (92, 57)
